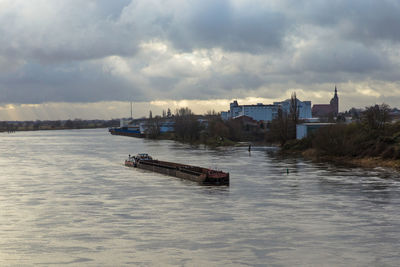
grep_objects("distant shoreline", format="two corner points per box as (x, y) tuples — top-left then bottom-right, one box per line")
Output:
(0, 119), (119, 133)
(0, 126), (108, 132)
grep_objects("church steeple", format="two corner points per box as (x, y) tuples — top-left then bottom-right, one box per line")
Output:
(330, 85), (339, 116)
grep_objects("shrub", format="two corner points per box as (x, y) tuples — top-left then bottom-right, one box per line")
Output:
(382, 147), (395, 159)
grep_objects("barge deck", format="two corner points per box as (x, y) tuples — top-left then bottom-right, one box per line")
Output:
(125, 154), (229, 186)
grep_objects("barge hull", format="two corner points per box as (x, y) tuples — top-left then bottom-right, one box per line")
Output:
(125, 157), (229, 186)
(109, 128), (143, 138)
(137, 160), (207, 183)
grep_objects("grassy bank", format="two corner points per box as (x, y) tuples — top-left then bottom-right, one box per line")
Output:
(282, 117), (400, 170)
(298, 148), (400, 170)
(148, 132), (238, 147)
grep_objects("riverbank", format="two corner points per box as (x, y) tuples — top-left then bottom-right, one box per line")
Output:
(292, 148), (400, 171)
(146, 132), (243, 147)
(0, 119), (119, 132)
(0, 126), (105, 132)
(280, 119), (400, 171)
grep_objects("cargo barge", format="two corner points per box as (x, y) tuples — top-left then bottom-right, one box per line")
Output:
(125, 154), (229, 186)
(108, 126), (143, 138)
(109, 103), (144, 138)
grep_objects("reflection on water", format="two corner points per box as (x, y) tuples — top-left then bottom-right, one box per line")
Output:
(1, 129), (400, 266)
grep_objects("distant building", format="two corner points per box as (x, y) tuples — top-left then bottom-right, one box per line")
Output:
(221, 98), (312, 122)
(312, 86), (339, 118)
(232, 115), (259, 127)
(221, 111), (230, 121)
(273, 99), (312, 119)
(222, 100), (278, 122)
(159, 120), (175, 133)
(139, 119), (175, 134)
(389, 108), (400, 122)
(296, 123), (335, 139)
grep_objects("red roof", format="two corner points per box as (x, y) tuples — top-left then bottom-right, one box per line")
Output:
(312, 104), (334, 117)
(232, 115), (259, 125)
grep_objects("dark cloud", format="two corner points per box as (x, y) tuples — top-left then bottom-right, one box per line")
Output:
(291, 41), (389, 73)
(167, 0), (288, 53)
(283, 0), (400, 44)
(0, 62), (145, 104)
(0, 0), (135, 64)
(157, 72), (266, 100)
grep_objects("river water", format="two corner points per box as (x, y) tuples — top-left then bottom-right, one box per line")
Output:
(1, 128), (400, 266)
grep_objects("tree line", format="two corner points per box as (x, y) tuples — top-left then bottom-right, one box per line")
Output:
(0, 119), (119, 132)
(146, 97), (301, 146)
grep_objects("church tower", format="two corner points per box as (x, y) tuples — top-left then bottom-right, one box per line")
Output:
(329, 85), (339, 116)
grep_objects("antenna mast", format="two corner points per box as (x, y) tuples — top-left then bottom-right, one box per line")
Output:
(130, 101), (133, 120)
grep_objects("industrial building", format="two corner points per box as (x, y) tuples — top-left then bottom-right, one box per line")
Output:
(221, 98), (312, 122)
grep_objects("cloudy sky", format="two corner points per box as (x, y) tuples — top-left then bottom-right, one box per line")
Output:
(1, 0), (400, 120)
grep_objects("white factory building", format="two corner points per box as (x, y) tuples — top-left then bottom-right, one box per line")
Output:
(221, 99), (312, 122)
(273, 99), (312, 119)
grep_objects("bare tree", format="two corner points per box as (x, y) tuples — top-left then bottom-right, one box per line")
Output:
(362, 103), (391, 131)
(289, 92), (299, 125)
(147, 116), (161, 139)
(268, 106), (290, 145)
(288, 92), (299, 139)
(174, 107), (201, 142)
